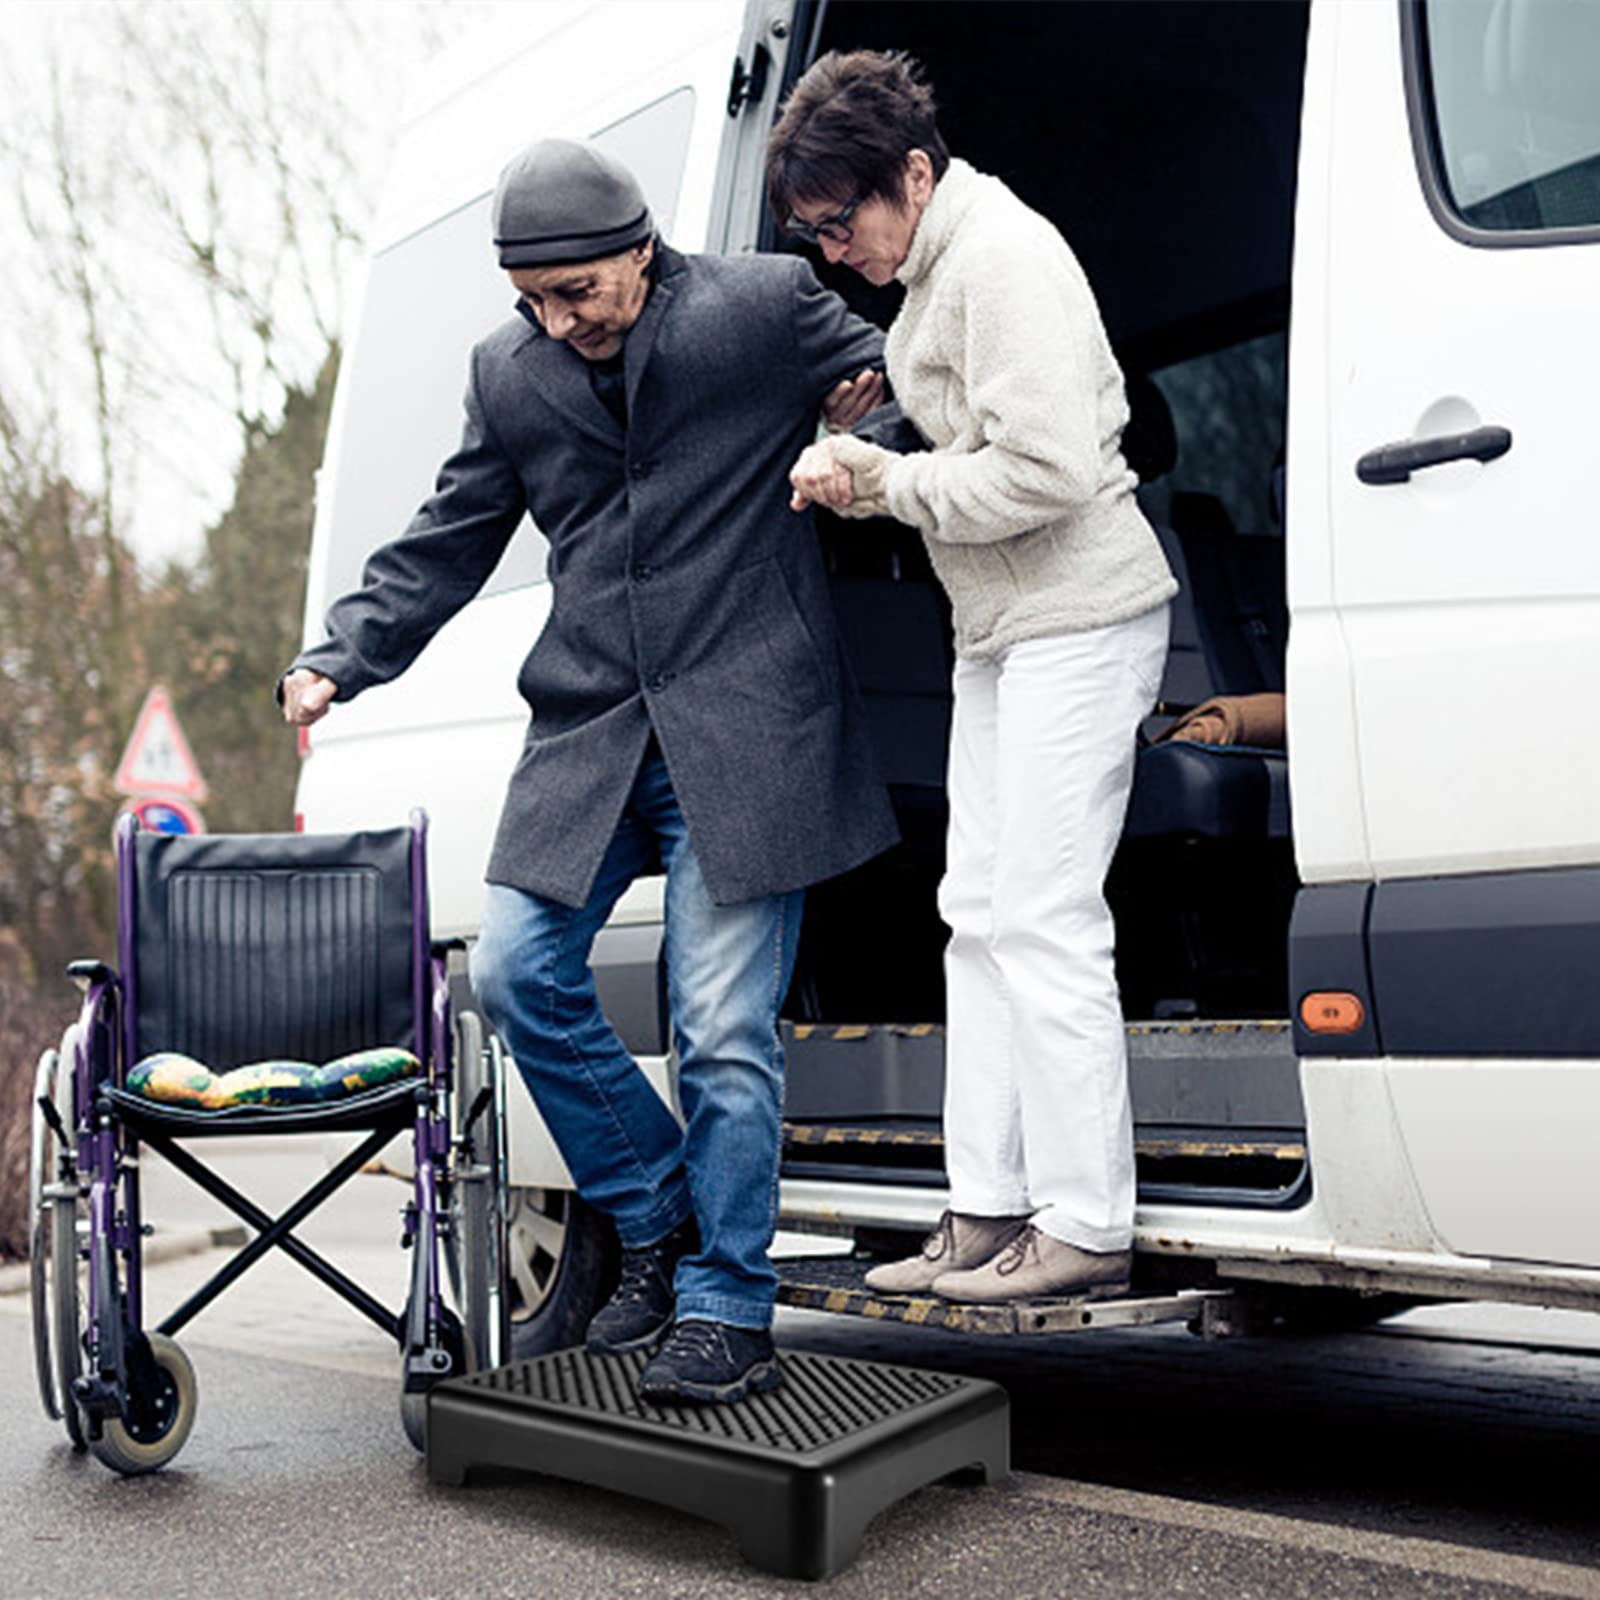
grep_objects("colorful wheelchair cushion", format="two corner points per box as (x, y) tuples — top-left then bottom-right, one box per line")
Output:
(126, 1046), (420, 1110)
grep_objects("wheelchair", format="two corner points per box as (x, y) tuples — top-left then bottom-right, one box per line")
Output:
(27, 810), (507, 1473)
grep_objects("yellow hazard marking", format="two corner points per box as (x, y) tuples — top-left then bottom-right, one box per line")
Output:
(824, 1290), (851, 1313)
(904, 1301), (932, 1325)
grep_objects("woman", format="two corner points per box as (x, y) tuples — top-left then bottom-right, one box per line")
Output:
(771, 51), (1176, 1303)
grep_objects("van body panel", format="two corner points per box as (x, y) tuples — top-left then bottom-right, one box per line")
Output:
(501, 1052), (676, 1190)
(295, 587), (541, 938)
(1388, 1061), (1600, 1268)
(1322, 0), (1600, 882)
(1294, 1059), (1440, 1253)
(1283, 616), (1372, 885)
(370, 1), (744, 255)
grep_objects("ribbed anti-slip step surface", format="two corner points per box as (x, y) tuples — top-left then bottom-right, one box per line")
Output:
(427, 1346), (1008, 1581)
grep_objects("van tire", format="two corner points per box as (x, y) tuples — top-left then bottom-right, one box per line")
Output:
(506, 1187), (619, 1360)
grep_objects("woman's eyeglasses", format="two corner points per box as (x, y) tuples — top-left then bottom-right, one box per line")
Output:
(784, 190), (868, 246)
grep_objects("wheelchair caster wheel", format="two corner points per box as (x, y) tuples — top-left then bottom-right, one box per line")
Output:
(88, 1334), (198, 1476)
(399, 1310), (466, 1453)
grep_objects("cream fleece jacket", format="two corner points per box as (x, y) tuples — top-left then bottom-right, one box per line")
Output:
(833, 159), (1175, 659)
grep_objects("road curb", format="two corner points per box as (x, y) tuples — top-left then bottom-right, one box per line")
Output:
(0, 1223), (247, 1296)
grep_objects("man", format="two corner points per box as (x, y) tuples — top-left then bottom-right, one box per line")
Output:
(279, 139), (898, 1404)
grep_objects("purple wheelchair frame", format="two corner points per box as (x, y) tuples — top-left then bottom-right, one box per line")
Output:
(64, 808), (459, 1440)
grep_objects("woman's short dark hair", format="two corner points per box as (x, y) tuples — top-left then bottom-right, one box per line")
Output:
(766, 50), (951, 223)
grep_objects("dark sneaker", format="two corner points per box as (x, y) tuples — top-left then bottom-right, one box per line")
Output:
(637, 1318), (783, 1405)
(585, 1216), (698, 1356)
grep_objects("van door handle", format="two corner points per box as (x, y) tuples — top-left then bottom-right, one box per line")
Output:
(1356, 425), (1512, 485)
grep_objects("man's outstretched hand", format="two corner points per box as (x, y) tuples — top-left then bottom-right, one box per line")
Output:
(280, 668), (337, 725)
(821, 368), (885, 432)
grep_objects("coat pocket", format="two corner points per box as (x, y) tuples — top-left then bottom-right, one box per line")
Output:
(726, 557), (835, 718)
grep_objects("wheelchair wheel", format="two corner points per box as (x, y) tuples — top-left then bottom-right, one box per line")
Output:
(37, 1035), (88, 1450)
(29, 1047), (63, 1421)
(446, 1011), (507, 1371)
(51, 1176), (88, 1450)
(88, 1333), (198, 1476)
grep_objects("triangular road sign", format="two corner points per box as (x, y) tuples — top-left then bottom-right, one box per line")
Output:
(114, 686), (209, 801)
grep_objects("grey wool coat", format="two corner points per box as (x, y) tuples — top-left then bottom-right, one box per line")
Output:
(291, 245), (901, 909)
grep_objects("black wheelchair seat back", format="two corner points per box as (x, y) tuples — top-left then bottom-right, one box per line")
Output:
(127, 826), (422, 1074)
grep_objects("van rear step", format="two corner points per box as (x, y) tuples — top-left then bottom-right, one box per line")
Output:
(784, 1121), (1304, 1162)
(781, 1121), (1307, 1199)
(776, 1254), (1237, 1338)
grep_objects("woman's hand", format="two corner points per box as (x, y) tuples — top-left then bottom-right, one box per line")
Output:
(790, 438), (856, 511)
(280, 668), (337, 725)
(820, 368), (886, 432)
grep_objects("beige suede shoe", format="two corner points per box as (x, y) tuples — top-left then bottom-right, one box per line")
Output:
(862, 1210), (1031, 1295)
(931, 1224), (1132, 1303)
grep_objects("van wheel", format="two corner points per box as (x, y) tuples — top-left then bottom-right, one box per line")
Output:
(505, 1187), (618, 1360)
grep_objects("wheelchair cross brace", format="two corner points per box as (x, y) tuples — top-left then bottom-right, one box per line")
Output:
(143, 1125), (406, 1341)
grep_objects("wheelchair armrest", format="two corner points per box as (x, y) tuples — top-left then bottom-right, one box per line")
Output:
(65, 959), (117, 992)
(430, 938), (467, 957)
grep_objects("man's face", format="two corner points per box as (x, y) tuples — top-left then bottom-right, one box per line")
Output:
(509, 240), (654, 361)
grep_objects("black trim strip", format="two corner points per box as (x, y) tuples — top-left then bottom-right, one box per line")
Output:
(1369, 866), (1600, 1057)
(1289, 883), (1381, 1058)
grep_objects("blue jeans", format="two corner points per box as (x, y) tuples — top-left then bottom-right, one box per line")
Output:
(470, 744), (803, 1330)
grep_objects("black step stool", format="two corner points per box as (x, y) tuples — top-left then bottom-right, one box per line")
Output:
(426, 1346), (1009, 1580)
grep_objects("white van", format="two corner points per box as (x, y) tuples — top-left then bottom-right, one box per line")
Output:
(296, 0), (1600, 1354)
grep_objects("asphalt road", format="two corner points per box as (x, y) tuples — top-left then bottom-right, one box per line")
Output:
(5, 1142), (1600, 1598)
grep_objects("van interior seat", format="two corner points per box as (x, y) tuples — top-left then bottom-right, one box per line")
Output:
(1121, 372), (1289, 845)
(793, 536), (953, 1025)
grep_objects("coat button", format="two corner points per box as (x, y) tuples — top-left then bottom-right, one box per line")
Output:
(630, 460), (655, 481)
(631, 563), (654, 583)
(646, 671), (672, 692)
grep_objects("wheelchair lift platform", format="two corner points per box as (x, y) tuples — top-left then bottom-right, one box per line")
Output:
(427, 1346), (1008, 1581)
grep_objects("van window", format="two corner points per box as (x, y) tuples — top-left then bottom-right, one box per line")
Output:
(323, 88), (699, 609)
(1418, 0), (1600, 235)
(592, 88), (696, 239)
(324, 195), (551, 608)
(1144, 333), (1287, 540)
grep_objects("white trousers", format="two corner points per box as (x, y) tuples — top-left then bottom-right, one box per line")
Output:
(940, 605), (1169, 1252)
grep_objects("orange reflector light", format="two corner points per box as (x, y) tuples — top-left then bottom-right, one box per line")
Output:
(1299, 992), (1365, 1034)
(293, 812), (306, 834)
(296, 725), (311, 759)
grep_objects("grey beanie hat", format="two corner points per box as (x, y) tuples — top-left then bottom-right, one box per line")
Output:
(492, 138), (654, 268)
